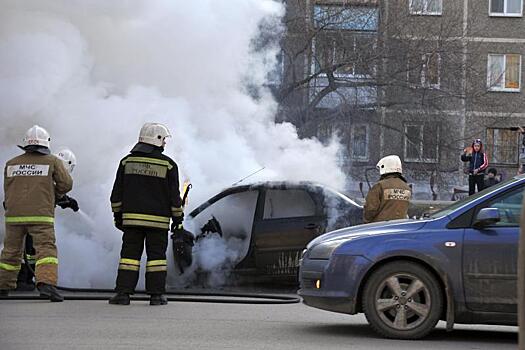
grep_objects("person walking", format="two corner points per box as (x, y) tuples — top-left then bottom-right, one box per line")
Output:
(461, 139), (489, 195)
(109, 122), (184, 306)
(363, 155), (412, 224)
(0, 125), (73, 301)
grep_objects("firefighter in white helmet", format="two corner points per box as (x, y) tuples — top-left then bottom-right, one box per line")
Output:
(363, 155), (412, 223)
(55, 149), (77, 174)
(0, 125), (73, 301)
(15, 148), (79, 291)
(54, 148), (79, 212)
(109, 122), (183, 306)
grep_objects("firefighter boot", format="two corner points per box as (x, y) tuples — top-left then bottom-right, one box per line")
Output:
(16, 282), (36, 291)
(37, 283), (64, 302)
(109, 293), (131, 305)
(150, 294), (168, 306)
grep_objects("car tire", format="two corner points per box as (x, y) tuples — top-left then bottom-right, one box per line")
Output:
(362, 261), (443, 340)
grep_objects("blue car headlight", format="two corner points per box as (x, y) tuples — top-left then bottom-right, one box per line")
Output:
(308, 239), (345, 260)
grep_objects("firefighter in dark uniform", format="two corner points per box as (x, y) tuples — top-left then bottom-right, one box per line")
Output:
(364, 155), (412, 223)
(109, 123), (184, 306)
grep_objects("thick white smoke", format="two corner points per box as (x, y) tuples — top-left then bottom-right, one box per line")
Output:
(0, 0), (346, 288)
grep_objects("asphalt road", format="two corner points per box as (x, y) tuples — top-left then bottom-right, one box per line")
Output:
(0, 296), (518, 350)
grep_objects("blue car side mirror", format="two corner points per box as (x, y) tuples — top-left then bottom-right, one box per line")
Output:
(473, 208), (501, 229)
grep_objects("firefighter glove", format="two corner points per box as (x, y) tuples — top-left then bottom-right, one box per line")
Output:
(56, 195), (79, 212)
(114, 212), (123, 231)
(171, 222), (184, 233)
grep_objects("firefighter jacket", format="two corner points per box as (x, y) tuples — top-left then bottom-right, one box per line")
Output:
(4, 151), (73, 225)
(363, 173), (411, 224)
(110, 144), (183, 230)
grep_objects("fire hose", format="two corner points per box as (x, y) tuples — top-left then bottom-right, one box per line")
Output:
(1, 287), (300, 304)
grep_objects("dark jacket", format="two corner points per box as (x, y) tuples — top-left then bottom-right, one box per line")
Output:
(484, 177), (500, 188)
(461, 142), (489, 175)
(363, 173), (412, 224)
(110, 143), (183, 230)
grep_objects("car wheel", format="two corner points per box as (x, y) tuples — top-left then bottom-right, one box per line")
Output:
(362, 261), (443, 339)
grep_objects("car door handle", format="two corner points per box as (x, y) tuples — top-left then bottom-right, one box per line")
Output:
(304, 223), (319, 230)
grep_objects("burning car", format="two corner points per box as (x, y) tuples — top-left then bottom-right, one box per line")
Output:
(183, 181), (363, 284)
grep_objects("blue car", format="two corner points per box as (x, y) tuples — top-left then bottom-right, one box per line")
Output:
(299, 175), (524, 339)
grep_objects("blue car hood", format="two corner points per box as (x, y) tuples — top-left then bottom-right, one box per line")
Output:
(308, 219), (428, 248)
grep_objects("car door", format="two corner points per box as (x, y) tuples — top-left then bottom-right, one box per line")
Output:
(252, 188), (324, 276)
(462, 185), (522, 313)
(188, 189), (260, 268)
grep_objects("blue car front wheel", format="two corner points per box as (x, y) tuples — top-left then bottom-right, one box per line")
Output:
(362, 261), (444, 339)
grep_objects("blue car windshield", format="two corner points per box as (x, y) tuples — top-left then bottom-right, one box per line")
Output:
(429, 176), (521, 219)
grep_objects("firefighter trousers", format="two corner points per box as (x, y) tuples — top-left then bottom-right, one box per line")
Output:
(17, 234), (36, 285)
(0, 224), (58, 289)
(115, 227), (168, 295)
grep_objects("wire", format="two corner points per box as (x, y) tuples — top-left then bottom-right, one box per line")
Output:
(1, 287), (300, 304)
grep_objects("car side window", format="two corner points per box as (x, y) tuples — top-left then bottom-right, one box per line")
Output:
(483, 187), (523, 226)
(263, 189), (316, 219)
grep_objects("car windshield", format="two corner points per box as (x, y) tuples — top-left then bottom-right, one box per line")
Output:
(429, 176), (521, 219)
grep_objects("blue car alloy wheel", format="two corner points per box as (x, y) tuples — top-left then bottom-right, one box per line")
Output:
(362, 261), (444, 339)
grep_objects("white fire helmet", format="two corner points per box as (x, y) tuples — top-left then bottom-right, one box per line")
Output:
(138, 123), (171, 147)
(376, 155), (402, 176)
(21, 125), (51, 148)
(55, 148), (77, 174)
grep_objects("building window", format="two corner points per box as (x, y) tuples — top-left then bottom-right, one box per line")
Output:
(489, 0), (523, 16)
(311, 36), (375, 79)
(309, 36), (377, 108)
(486, 128), (519, 164)
(313, 5), (379, 31)
(407, 53), (441, 89)
(487, 54), (521, 92)
(422, 53), (440, 88)
(337, 148), (349, 167)
(350, 124), (369, 161)
(309, 76), (377, 108)
(317, 123), (334, 141)
(404, 123), (439, 163)
(409, 0), (443, 15)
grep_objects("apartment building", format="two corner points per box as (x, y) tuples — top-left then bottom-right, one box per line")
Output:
(276, 0), (525, 198)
